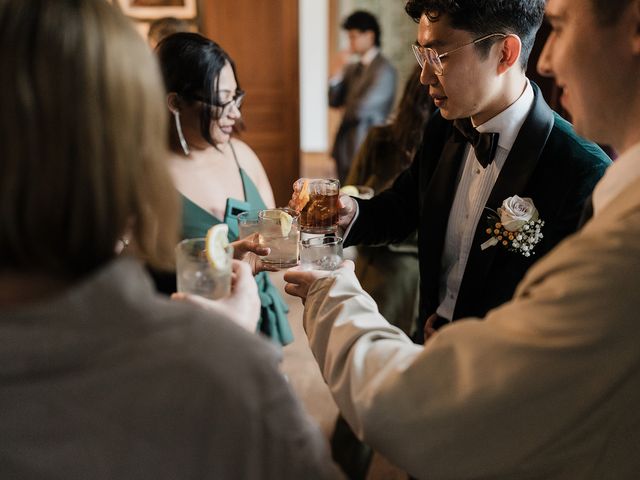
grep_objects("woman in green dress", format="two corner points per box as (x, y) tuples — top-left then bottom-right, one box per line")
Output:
(156, 33), (292, 345)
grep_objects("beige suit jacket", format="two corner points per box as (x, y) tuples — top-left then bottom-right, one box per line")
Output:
(304, 178), (640, 479)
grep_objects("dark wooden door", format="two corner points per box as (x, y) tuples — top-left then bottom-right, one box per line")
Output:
(200, 0), (300, 207)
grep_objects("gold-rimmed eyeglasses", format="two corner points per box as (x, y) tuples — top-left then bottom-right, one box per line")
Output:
(411, 33), (507, 76)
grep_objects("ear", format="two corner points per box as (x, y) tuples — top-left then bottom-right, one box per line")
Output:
(167, 92), (180, 114)
(496, 34), (522, 74)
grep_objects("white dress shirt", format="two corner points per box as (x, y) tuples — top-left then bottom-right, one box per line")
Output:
(592, 141), (640, 217)
(437, 81), (534, 320)
(359, 46), (379, 66)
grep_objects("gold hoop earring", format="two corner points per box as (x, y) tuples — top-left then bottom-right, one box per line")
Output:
(173, 110), (190, 156)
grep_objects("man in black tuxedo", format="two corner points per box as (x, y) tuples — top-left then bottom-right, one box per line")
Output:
(340, 0), (611, 344)
(327, 2), (610, 476)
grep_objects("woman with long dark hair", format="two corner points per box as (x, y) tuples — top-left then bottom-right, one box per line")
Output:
(156, 33), (293, 345)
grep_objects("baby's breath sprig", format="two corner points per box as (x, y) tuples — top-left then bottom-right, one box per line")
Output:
(482, 211), (545, 257)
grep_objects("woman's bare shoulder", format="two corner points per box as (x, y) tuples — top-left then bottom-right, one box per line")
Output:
(230, 138), (264, 172)
(229, 138), (274, 206)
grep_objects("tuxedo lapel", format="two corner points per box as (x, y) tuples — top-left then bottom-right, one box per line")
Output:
(485, 86), (554, 211)
(421, 129), (468, 305)
(453, 83), (555, 319)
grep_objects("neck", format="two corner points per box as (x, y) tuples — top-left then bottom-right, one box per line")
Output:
(169, 128), (215, 155)
(617, 131), (640, 156)
(170, 140), (225, 159)
(0, 272), (70, 308)
(472, 74), (527, 126)
(613, 98), (640, 154)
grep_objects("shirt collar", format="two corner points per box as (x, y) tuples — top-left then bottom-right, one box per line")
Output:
(592, 142), (640, 216)
(360, 46), (379, 66)
(475, 80), (534, 153)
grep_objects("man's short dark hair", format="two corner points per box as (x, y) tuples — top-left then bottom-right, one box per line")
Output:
(342, 10), (381, 47)
(590, 0), (634, 25)
(405, 0), (545, 71)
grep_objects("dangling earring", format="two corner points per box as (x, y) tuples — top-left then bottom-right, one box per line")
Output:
(115, 237), (130, 254)
(173, 110), (190, 156)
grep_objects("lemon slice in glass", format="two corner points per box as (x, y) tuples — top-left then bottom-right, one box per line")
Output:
(261, 209), (294, 236)
(205, 224), (230, 269)
(278, 210), (293, 236)
(340, 185), (359, 197)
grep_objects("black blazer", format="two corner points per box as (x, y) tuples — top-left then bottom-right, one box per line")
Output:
(345, 83), (611, 341)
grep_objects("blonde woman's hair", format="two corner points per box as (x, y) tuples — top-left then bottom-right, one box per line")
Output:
(0, 0), (179, 276)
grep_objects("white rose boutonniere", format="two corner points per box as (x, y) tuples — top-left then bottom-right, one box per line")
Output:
(499, 195), (539, 230)
(481, 195), (545, 257)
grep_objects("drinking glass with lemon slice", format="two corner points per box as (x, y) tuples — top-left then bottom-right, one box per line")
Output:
(175, 224), (233, 300)
(257, 208), (300, 268)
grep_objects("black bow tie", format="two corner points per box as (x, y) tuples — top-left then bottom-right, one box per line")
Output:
(453, 118), (500, 168)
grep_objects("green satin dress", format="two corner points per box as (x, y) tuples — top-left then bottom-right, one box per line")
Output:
(180, 148), (293, 346)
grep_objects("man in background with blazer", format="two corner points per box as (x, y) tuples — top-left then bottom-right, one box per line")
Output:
(339, 0), (610, 343)
(329, 10), (397, 183)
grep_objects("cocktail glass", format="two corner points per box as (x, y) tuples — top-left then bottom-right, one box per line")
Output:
(258, 208), (300, 268)
(293, 178), (340, 234)
(237, 210), (261, 240)
(175, 238), (233, 300)
(300, 235), (343, 271)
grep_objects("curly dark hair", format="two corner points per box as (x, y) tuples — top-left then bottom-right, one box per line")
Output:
(404, 0), (545, 70)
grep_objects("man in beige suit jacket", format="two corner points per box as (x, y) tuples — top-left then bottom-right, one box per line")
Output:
(285, 0), (640, 478)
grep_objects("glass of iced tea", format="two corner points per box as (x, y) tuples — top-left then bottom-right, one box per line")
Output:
(292, 178), (340, 234)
